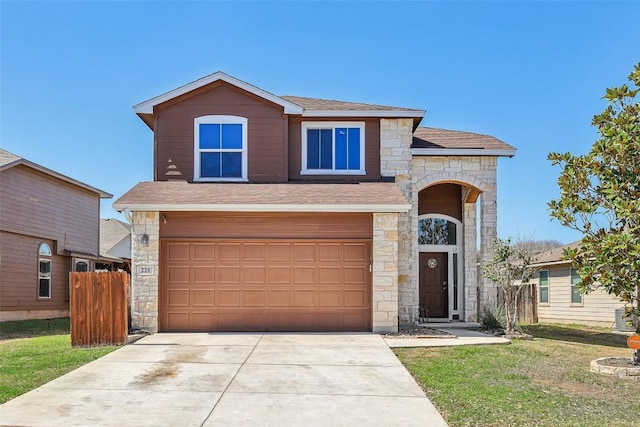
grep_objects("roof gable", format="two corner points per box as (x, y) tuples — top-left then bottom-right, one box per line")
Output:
(134, 71), (304, 115)
(0, 149), (112, 198)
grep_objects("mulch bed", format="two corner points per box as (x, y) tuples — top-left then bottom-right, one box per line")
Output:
(383, 327), (454, 339)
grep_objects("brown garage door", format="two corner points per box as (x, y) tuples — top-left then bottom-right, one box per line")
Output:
(160, 239), (371, 332)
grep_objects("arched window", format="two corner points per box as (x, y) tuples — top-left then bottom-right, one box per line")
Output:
(38, 243), (52, 299)
(418, 217), (458, 245)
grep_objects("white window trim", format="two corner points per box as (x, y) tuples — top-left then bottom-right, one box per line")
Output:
(538, 269), (550, 305)
(300, 121), (366, 175)
(570, 267), (584, 306)
(194, 115), (248, 182)
(38, 243), (52, 300)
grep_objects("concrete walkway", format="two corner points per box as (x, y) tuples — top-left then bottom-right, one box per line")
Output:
(385, 328), (511, 348)
(0, 333), (447, 427)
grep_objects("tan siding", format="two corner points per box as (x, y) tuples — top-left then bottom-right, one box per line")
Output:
(0, 231), (70, 312)
(155, 82), (287, 182)
(287, 117), (381, 181)
(535, 264), (625, 327)
(160, 212), (373, 240)
(0, 166), (100, 256)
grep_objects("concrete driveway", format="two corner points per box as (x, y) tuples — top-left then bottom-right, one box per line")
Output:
(0, 333), (447, 426)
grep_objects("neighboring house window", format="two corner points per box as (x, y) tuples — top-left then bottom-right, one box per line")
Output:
(194, 115), (248, 181)
(38, 243), (52, 299)
(301, 122), (365, 175)
(570, 268), (583, 304)
(539, 270), (549, 304)
(75, 259), (90, 272)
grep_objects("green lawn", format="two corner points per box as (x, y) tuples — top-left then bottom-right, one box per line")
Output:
(395, 323), (639, 427)
(0, 318), (118, 403)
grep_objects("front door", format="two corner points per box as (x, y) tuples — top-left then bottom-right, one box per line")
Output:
(419, 252), (448, 318)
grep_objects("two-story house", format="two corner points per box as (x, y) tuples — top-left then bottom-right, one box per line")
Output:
(114, 72), (515, 333)
(0, 149), (111, 321)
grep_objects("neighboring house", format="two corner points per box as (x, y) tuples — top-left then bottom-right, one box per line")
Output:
(0, 149), (111, 321)
(97, 218), (131, 273)
(531, 241), (627, 328)
(114, 72), (515, 333)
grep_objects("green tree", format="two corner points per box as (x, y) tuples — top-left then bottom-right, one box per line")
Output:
(481, 237), (538, 335)
(548, 63), (640, 362)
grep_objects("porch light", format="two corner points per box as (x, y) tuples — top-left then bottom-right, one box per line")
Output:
(140, 234), (149, 247)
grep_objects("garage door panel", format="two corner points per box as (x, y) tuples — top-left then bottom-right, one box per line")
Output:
(268, 266), (291, 283)
(218, 243), (241, 261)
(243, 289), (266, 307)
(167, 289), (190, 307)
(267, 243), (292, 261)
(344, 267), (367, 285)
(167, 266), (190, 284)
(293, 290), (316, 307)
(318, 266), (341, 284)
(344, 289), (367, 307)
(193, 266), (215, 284)
(318, 243), (342, 261)
(293, 266), (316, 284)
(293, 244), (316, 261)
(192, 289), (215, 307)
(193, 243), (215, 261)
(218, 289), (240, 306)
(219, 266), (241, 283)
(243, 243), (267, 261)
(318, 289), (341, 307)
(167, 243), (190, 261)
(243, 266), (266, 283)
(161, 238), (371, 332)
(344, 243), (368, 262)
(268, 290), (291, 307)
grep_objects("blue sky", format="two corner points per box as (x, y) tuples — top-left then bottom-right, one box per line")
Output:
(2, 1), (638, 244)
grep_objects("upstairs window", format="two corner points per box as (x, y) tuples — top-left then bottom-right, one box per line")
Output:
(194, 115), (248, 181)
(570, 268), (583, 304)
(539, 270), (549, 304)
(301, 122), (365, 175)
(38, 243), (52, 299)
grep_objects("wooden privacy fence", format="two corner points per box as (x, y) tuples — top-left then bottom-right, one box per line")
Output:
(69, 271), (129, 346)
(498, 283), (538, 324)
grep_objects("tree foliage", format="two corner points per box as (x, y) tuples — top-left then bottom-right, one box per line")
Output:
(548, 63), (640, 338)
(481, 237), (539, 335)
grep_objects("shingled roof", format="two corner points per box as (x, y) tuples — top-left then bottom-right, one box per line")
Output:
(532, 240), (582, 265)
(114, 181), (410, 213)
(281, 96), (423, 113)
(412, 127), (516, 153)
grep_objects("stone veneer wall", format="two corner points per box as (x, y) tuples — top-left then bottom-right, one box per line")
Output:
(412, 156), (498, 322)
(380, 119), (415, 325)
(372, 212), (400, 333)
(130, 211), (160, 332)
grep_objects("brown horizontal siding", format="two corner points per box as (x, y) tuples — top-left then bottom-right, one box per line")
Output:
(160, 212), (373, 240)
(418, 183), (462, 220)
(155, 82), (287, 182)
(287, 117), (381, 181)
(0, 166), (100, 255)
(0, 231), (69, 311)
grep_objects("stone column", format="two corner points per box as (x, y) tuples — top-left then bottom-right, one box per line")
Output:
(380, 118), (415, 326)
(130, 211), (160, 333)
(479, 190), (498, 311)
(372, 212), (399, 333)
(463, 202), (478, 321)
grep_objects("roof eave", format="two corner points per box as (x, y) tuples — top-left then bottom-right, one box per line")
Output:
(411, 148), (516, 157)
(133, 71), (304, 115)
(113, 203), (411, 213)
